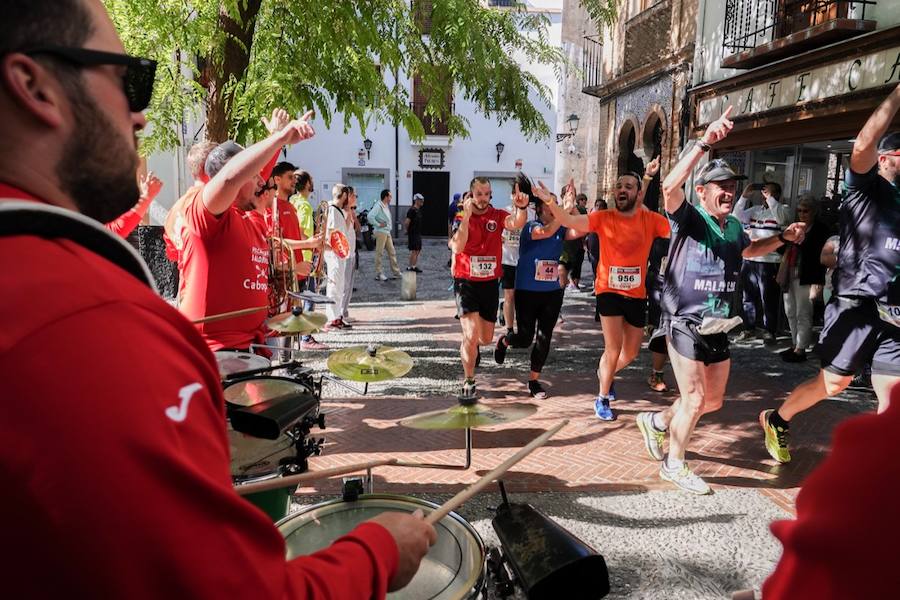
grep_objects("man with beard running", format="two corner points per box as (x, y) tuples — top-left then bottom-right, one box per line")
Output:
(450, 176), (529, 397)
(544, 157), (667, 420)
(635, 106), (806, 494)
(494, 182), (585, 398)
(760, 84), (900, 464)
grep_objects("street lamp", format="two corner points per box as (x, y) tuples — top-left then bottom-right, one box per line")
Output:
(496, 141), (505, 163)
(555, 113), (580, 143)
(363, 138), (373, 159)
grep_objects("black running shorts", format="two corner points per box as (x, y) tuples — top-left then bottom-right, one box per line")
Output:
(501, 264), (517, 290)
(454, 278), (500, 323)
(596, 292), (647, 328)
(666, 319), (730, 365)
(408, 234), (422, 251)
(817, 298), (900, 377)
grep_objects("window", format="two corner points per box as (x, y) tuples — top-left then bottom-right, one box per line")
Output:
(412, 0), (433, 35)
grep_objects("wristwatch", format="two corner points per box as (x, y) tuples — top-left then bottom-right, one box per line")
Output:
(778, 232), (788, 244)
(697, 139), (711, 152)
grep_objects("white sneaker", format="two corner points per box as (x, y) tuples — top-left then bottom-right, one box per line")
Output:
(375, 273), (388, 281)
(660, 462), (711, 495)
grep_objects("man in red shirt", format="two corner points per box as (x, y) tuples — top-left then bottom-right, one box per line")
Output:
(105, 170), (162, 238)
(0, 1), (435, 597)
(450, 176), (529, 397)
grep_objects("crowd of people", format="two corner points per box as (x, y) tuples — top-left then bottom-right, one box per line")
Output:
(2, 0), (898, 597)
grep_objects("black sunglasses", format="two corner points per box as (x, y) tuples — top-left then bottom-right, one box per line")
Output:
(23, 46), (157, 112)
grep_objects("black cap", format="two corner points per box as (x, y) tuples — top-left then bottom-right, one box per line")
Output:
(877, 132), (900, 153)
(695, 159), (748, 185)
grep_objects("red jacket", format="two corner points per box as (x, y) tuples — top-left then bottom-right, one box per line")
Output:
(763, 384), (900, 598)
(0, 183), (398, 598)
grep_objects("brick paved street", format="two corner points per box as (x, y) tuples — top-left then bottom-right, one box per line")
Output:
(287, 241), (878, 598)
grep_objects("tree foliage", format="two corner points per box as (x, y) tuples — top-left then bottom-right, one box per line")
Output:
(104, 0), (617, 153)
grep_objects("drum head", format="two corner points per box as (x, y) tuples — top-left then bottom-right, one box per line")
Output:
(278, 495), (485, 599)
(214, 351), (270, 378)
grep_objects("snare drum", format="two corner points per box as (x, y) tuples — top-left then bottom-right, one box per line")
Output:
(278, 495), (485, 599)
(214, 350), (271, 378)
(225, 376), (320, 521)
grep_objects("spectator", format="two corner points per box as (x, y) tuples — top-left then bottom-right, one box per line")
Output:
(405, 192), (424, 272)
(369, 189), (402, 281)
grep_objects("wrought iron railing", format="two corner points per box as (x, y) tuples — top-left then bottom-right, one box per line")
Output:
(723, 0), (876, 56)
(582, 35), (603, 90)
(410, 101), (453, 136)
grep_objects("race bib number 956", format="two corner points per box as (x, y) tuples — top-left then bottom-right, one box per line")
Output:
(470, 256), (497, 278)
(609, 266), (641, 290)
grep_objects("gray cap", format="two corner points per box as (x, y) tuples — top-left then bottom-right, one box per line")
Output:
(413, 193), (424, 201)
(878, 131), (900, 153)
(205, 140), (245, 178)
(695, 159), (747, 185)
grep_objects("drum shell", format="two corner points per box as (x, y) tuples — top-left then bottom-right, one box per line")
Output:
(278, 494), (485, 599)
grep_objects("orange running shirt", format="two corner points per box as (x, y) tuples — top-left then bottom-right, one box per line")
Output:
(588, 208), (670, 299)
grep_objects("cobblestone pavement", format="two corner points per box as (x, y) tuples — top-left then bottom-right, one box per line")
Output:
(284, 239), (876, 599)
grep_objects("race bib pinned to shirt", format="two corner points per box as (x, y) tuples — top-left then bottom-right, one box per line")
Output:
(470, 256), (497, 278)
(877, 302), (900, 329)
(609, 266), (641, 291)
(329, 231), (350, 259)
(502, 227), (520, 248)
(535, 259), (558, 282)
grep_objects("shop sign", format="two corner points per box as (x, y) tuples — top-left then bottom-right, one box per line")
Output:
(418, 148), (445, 169)
(698, 45), (900, 126)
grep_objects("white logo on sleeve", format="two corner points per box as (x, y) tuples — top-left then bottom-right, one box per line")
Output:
(166, 383), (203, 423)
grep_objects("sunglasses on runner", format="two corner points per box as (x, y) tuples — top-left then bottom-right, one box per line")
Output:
(22, 46), (157, 112)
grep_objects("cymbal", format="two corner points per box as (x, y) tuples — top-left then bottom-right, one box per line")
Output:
(266, 310), (327, 335)
(399, 401), (537, 430)
(287, 290), (335, 305)
(326, 344), (413, 382)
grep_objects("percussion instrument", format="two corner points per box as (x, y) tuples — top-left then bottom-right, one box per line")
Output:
(214, 350), (271, 378)
(278, 495), (486, 599)
(266, 307), (328, 335)
(287, 289), (335, 305)
(225, 374), (324, 521)
(399, 402), (537, 430)
(326, 344), (413, 382)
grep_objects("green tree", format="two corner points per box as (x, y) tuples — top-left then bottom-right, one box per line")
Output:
(104, 0), (617, 153)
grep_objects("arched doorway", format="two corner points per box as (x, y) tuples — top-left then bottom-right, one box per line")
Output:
(617, 120), (644, 178)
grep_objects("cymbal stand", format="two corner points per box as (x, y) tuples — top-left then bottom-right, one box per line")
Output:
(320, 374), (369, 396)
(394, 394), (476, 471)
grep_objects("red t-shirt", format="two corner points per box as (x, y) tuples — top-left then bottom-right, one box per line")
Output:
(453, 206), (510, 280)
(762, 384), (900, 599)
(265, 197), (306, 277)
(179, 186), (270, 351)
(105, 206), (143, 238)
(0, 185), (398, 599)
(588, 208), (670, 299)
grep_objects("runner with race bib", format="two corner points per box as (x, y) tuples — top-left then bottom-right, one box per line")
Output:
(541, 158), (669, 421)
(761, 84), (900, 465)
(450, 176), (529, 397)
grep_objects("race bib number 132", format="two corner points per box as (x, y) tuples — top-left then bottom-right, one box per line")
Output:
(470, 256), (497, 278)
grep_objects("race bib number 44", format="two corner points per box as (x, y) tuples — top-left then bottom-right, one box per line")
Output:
(609, 266), (641, 291)
(535, 260), (558, 282)
(470, 256), (497, 278)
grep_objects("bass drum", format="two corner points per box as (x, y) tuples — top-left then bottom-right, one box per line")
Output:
(278, 495), (485, 599)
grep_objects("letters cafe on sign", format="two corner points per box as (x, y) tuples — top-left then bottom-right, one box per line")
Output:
(689, 25), (900, 218)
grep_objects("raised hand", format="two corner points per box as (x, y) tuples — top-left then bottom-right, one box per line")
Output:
(645, 155), (661, 178)
(702, 105), (734, 146)
(512, 190), (530, 209)
(534, 181), (555, 205)
(262, 108), (291, 134)
(139, 171), (162, 201)
(783, 222), (807, 244)
(280, 110), (316, 145)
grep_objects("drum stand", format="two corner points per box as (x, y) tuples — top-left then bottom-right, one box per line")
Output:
(320, 374), (370, 396)
(395, 427), (473, 470)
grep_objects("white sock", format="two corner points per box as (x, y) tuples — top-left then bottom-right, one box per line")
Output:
(665, 455), (684, 471)
(652, 412), (667, 432)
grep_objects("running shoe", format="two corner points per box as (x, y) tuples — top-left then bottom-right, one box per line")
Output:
(324, 319), (344, 331)
(528, 380), (548, 399)
(759, 409), (791, 463)
(338, 318), (353, 329)
(494, 336), (508, 365)
(375, 273), (388, 281)
(460, 379), (477, 399)
(300, 336), (328, 350)
(647, 372), (668, 392)
(660, 462), (711, 495)
(413, 267), (423, 273)
(594, 397), (616, 421)
(636, 412), (665, 461)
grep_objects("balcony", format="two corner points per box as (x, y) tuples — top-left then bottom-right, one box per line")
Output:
(410, 101), (453, 136)
(722, 0), (877, 69)
(581, 35), (603, 93)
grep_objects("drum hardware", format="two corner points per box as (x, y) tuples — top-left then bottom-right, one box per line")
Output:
(320, 373), (372, 396)
(233, 458), (398, 496)
(486, 548), (515, 598)
(287, 289), (335, 305)
(490, 481), (610, 599)
(266, 306), (328, 335)
(228, 391), (321, 440)
(222, 359), (310, 383)
(191, 305), (268, 325)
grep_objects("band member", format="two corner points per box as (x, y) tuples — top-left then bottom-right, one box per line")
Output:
(105, 170), (162, 237)
(450, 176), (529, 397)
(0, 2), (434, 597)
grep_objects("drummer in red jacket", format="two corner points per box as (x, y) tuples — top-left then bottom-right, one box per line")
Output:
(0, 1), (435, 597)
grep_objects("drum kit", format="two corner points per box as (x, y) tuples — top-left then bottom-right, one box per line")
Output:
(199, 305), (609, 598)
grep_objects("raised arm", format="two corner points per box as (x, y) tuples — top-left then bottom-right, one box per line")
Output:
(850, 83), (900, 174)
(536, 181), (590, 230)
(743, 222), (806, 258)
(503, 189), (530, 230)
(663, 105), (734, 215)
(637, 156), (660, 205)
(202, 109), (314, 216)
(448, 199), (472, 254)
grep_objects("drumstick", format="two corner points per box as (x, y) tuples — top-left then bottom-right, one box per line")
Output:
(424, 420), (568, 525)
(191, 306), (268, 325)
(234, 458), (398, 496)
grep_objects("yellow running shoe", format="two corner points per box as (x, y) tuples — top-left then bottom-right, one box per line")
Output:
(636, 412), (665, 461)
(760, 409), (791, 464)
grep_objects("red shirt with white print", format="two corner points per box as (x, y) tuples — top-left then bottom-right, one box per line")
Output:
(0, 182), (399, 600)
(452, 206), (509, 280)
(179, 186), (270, 350)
